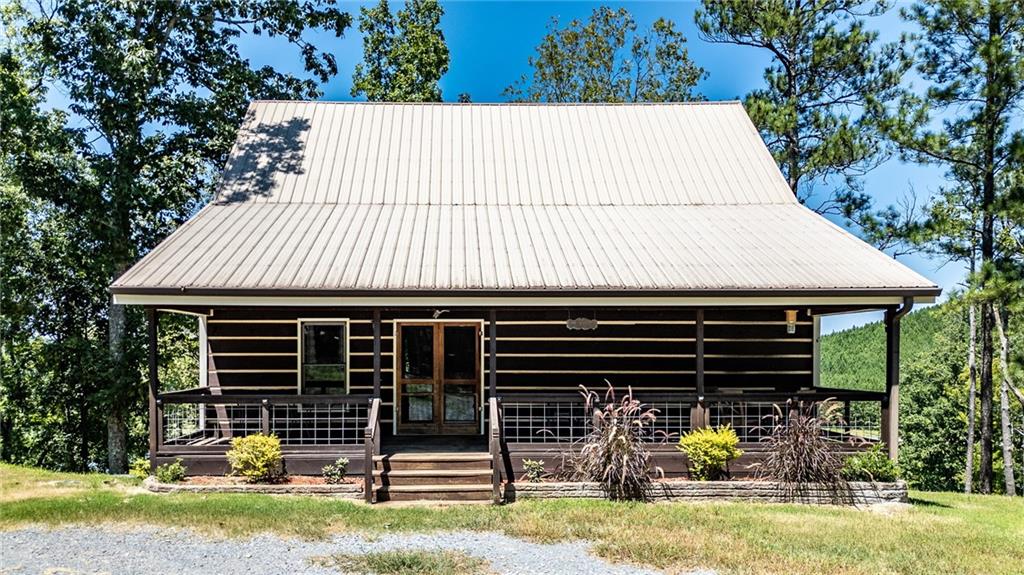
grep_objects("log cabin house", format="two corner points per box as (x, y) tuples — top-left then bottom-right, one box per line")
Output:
(111, 102), (939, 502)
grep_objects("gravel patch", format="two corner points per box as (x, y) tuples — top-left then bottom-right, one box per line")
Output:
(0, 526), (717, 575)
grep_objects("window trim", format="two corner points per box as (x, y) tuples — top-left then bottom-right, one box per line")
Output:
(297, 318), (350, 395)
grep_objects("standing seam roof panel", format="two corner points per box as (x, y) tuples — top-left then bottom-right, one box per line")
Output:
(111, 102), (938, 295)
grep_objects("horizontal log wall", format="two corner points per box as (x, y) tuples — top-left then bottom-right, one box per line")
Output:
(170, 306), (816, 429)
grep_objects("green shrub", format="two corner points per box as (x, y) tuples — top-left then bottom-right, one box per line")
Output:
(322, 457), (349, 484)
(522, 459), (545, 483)
(841, 443), (900, 482)
(226, 433), (285, 483)
(154, 458), (186, 483)
(677, 425), (743, 481)
(129, 457), (152, 479)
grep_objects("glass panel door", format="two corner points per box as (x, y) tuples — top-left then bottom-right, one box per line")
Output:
(396, 322), (480, 435)
(397, 324), (437, 431)
(443, 326), (478, 425)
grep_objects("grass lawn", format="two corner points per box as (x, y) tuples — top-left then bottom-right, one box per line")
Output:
(2, 464), (1022, 575)
(310, 550), (492, 575)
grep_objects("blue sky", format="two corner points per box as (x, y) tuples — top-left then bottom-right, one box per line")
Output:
(237, 1), (957, 332)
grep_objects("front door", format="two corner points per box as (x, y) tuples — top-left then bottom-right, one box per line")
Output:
(396, 322), (480, 434)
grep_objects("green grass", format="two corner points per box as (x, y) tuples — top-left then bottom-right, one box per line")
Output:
(310, 550), (492, 575)
(2, 464), (1023, 575)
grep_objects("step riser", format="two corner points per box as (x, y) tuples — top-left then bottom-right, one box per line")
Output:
(378, 490), (494, 502)
(378, 475), (491, 486)
(376, 460), (491, 471)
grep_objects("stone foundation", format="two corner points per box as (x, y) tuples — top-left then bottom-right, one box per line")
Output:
(506, 480), (908, 505)
(143, 477), (363, 498)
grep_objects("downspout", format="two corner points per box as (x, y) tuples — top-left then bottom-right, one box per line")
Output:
(883, 296), (914, 460)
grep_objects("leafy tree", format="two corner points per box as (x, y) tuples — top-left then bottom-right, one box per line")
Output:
(351, 0), (449, 102)
(8, 0), (351, 472)
(506, 6), (705, 103)
(695, 0), (906, 222)
(878, 0), (1023, 494)
(1, 40), (109, 470)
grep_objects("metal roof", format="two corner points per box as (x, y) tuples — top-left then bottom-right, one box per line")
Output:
(112, 101), (938, 297)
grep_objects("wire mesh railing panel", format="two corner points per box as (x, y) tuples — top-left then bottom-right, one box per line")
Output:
(502, 401), (591, 443)
(502, 400), (692, 444)
(821, 401), (881, 442)
(270, 402), (369, 446)
(707, 401), (781, 442)
(646, 401), (692, 442)
(162, 403), (262, 446)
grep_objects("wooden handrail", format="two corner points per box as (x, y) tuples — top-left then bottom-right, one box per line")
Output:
(158, 392), (374, 405)
(497, 390), (887, 403)
(488, 397), (502, 504)
(364, 397), (382, 504)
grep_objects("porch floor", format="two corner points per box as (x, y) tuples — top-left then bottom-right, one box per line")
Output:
(381, 434), (488, 454)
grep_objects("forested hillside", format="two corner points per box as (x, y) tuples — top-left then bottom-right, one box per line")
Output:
(820, 305), (946, 392)
(821, 301), (1022, 491)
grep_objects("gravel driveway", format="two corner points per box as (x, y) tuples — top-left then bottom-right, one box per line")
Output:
(1, 526), (716, 575)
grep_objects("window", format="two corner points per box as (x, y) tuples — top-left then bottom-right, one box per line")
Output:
(300, 321), (347, 395)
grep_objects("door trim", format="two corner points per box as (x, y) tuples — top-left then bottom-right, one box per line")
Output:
(393, 319), (485, 436)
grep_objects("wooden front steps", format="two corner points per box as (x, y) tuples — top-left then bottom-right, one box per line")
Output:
(370, 452), (495, 502)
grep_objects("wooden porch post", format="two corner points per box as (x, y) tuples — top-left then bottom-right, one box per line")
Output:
(882, 297), (913, 461)
(372, 309), (381, 397)
(691, 309), (707, 429)
(147, 307), (159, 468)
(488, 309), (497, 398)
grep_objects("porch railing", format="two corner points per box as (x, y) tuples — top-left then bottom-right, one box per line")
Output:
(498, 393), (881, 445)
(499, 393), (694, 444)
(155, 389), (373, 451)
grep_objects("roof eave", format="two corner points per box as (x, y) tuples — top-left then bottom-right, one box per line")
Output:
(110, 285), (941, 303)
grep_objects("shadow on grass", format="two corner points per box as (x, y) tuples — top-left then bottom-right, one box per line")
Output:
(908, 497), (952, 508)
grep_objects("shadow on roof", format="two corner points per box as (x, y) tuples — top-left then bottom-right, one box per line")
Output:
(215, 112), (311, 203)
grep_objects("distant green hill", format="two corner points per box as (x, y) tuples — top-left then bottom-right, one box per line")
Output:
(819, 304), (948, 392)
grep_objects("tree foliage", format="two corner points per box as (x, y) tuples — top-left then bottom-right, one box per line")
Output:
(820, 300), (1023, 492)
(877, 0), (1023, 493)
(1, 42), (109, 470)
(2, 0), (351, 471)
(351, 0), (449, 102)
(506, 6), (706, 103)
(695, 0), (906, 220)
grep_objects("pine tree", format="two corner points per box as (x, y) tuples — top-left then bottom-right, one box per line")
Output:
(695, 0), (906, 221)
(879, 0), (1023, 494)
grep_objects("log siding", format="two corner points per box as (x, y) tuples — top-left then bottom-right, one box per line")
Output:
(185, 306), (820, 428)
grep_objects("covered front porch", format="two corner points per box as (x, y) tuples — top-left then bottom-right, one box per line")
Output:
(144, 301), (909, 502)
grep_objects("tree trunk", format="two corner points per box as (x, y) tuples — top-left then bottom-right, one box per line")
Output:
(994, 305), (1017, 496)
(980, 302), (995, 493)
(107, 290), (128, 474)
(976, 5), (1000, 495)
(965, 303), (978, 493)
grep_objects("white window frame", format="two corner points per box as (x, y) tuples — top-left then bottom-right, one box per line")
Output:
(297, 318), (350, 395)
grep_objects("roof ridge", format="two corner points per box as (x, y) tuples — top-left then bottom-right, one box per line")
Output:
(248, 99), (744, 107)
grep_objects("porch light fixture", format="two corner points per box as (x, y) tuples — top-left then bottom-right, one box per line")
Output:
(784, 309), (799, 334)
